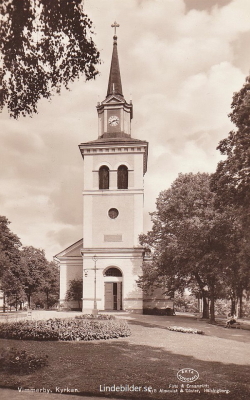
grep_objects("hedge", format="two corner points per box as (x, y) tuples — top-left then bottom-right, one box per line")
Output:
(143, 307), (174, 316)
(0, 318), (131, 341)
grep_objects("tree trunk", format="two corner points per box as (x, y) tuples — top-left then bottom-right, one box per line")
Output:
(194, 273), (209, 318)
(202, 293), (209, 319)
(46, 291), (49, 309)
(231, 296), (236, 315)
(238, 293), (243, 318)
(3, 292), (6, 313)
(27, 293), (31, 308)
(210, 285), (215, 322)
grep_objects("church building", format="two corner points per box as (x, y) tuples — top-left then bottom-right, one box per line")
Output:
(55, 24), (173, 313)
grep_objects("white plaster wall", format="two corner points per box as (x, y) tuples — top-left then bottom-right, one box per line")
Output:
(143, 286), (174, 310)
(134, 193), (144, 244)
(80, 145), (146, 313)
(83, 195), (93, 248)
(82, 252), (144, 312)
(134, 153), (144, 187)
(82, 150), (145, 249)
(91, 193), (134, 248)
(59, 260), (82, 306)
(92, 153), (135, 179)
(59, 263), (67, 301)
(83, 156), (93, 190)
(124, 110), (131, 135)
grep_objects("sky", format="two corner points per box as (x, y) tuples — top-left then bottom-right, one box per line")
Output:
(1, 0), (250, 260)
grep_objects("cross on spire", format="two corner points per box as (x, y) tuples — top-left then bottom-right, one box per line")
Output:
(111, 21), (120, 35)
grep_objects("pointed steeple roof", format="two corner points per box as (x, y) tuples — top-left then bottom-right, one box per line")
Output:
(107, 32), (123, 97)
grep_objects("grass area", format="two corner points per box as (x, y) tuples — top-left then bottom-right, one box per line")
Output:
(0, 315), (249, 399)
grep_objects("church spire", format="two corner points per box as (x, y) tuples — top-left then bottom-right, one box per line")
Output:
(96, 22), (133, 139)
(107, 22), (123, 97)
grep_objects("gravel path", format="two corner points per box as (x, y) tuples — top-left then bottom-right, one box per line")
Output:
(125, 314), (250, 365)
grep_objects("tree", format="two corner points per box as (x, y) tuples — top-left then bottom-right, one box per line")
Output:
(211, 75), (250, 314)
(1, 0), (100, 118)
(0, 216), (21, 276)
(38, 261), (59, 308)
(0, 217), (60, 310)
(19, 246), (48, 307)
(1, 270), (26, 310)
(31, 260), (59, 309)
(66, 278), (82, 309)
(0, 216), (22, 311)
(174, 292), (199, 313)
(211, 76), (250, 209)
(139, 173), (242, 322)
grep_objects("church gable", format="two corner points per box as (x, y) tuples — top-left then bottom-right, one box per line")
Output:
(103, 94), (125, 105)
(55, 239), (83, 259)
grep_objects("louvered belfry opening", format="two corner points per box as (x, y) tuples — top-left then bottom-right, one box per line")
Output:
(117, 165), (128, 189)
(99, 165), (109, 189)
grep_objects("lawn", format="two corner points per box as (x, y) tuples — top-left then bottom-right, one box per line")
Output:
(0, 314), (249, 400)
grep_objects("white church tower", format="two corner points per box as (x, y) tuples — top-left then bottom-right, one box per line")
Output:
(56, 24), (172, 313)
(79, 25), (148, 313)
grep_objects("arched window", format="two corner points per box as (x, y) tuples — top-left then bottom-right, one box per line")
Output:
(104, 267), (122, 277)
(99, 166), (109, 189)
(117, 165), (128, 189)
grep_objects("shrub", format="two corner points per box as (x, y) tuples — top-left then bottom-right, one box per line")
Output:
(0, 347), (48, 374)
(242, 302), (250, 318)
(168, 326), (204, 334)
(75, 314), (115, 320)
(214, 299), (231, 316)
(143, 307), (174, 316)
(65, 279), (83, 309)
(0, 318), (130, 341)
(174, 293), (199, 313)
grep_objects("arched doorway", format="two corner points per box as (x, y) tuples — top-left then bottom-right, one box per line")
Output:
(104, 267), (123, 311)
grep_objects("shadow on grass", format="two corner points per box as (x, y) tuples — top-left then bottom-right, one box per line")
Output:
(127, 319), (170, 329)
(0, 336), (249, 400)
(127, 316), (250, 344)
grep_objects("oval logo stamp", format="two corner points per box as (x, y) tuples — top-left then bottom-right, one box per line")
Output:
(177, 368), (199, 382)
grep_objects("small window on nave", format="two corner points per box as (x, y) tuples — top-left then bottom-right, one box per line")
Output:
(99, 166), (109, 189)
(117, 165), (128, 189)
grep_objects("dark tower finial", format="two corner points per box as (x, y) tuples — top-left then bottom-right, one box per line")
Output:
(111, 21), (120, 35)
(107, 22), (123, 97)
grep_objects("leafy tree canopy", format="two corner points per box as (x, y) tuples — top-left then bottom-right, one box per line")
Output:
(0, 216), (60, 309)
(139, 173), (245, 320)
(0, 215), (21, 278)
(66, 278), (82, 309)
(1, 0), (100, 118)
(38, 260), (59, 308)
(211, 76), (250, 208)
(19, 246), (48, 306)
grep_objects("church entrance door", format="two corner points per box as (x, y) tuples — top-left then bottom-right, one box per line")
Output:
(104, 282), (122, 310)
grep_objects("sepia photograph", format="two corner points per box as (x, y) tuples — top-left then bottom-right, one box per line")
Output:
(0, 0), (250, 399)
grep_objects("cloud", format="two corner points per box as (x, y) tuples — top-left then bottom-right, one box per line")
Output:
(1, 0), (249, 259)
(184, 0), (232, 13)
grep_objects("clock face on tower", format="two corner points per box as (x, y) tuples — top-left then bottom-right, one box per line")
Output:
(108, 115), (119, 126)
